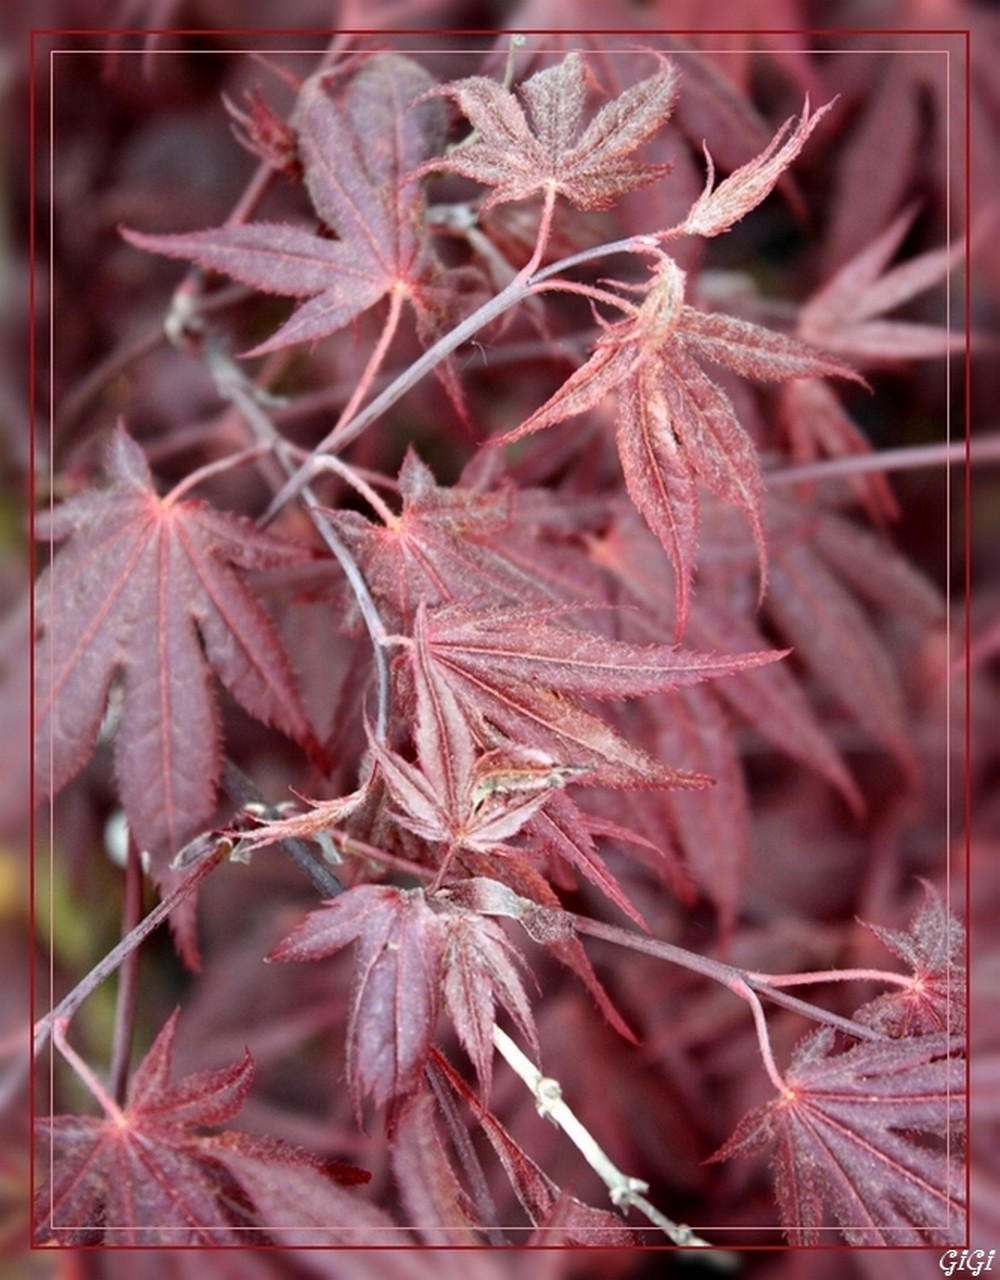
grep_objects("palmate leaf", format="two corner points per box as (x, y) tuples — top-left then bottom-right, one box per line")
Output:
(411, 601), (785, 790)
(34, 425), (323, 859)
(710, 1028), (966, 1245)
(421, 51), (677, 211)
(502, 256), (859, 635)
(123, 55), (451, 356)
(34, 1011), (369, 1246)
(268, 885), (445, 1113)
(855, 881), (967, 1038)
(799, 206), (966, 362)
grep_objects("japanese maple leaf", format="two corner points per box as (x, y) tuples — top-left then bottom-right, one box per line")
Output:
(438, 907), (538, 1097)
(416, 601), (784, 790)
(710, 1028), (966, 1245)
(856, 882), (967, 1039)
(122, 55), (450, 355)
(420, 51), (677, 211)
(758, 492), (944, 780)
(34, 424), (323, 858)
(798, 205), (966, 363)
(268, 884), (445, 1113)
(34, 1011), (369, 1245)
(501, 255), (859, 636)
(371, 602), (569, 859)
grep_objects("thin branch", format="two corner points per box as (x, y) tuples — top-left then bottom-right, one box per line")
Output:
(204, 344), (393, 743)
(491, 1026), (710, 1247)
(53, 1020), (125, 1124)
(766, 433), (1000, 487)
(261, 231), (661, 513)
(33, 848), (225, 1057)
(220, 760), (344, 900)
(108, 836), (144, 1106)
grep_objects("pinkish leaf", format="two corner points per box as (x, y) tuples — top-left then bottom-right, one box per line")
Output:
(679, 97), (835, 238)
(422, 52), (677, 211)
(799, 207), (965, 362)
(856, 882), (966, 1038)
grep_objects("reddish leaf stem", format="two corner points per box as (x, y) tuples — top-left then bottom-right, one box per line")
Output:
(562, 911), (885, 1043)
(746, 966), (915, 989)
(328, 286), (406, 443)
(52, 1019), (125, 1123)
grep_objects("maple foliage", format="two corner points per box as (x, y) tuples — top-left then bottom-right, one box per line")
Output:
(419, 51), (678, 212)
(34, 424), (323, 859)
(710, 1028), (965, 1245)
(14, 23), (979, 1261)
(502, 254), (861, 633)
(122, 55), (455, 356)
(34, 1011), (370, 1246)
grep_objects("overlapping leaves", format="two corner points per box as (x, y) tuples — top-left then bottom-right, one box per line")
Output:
(34, 1012), (369, 1245)
(268, 883), (538, 1107)
(123, 55), (452, 355)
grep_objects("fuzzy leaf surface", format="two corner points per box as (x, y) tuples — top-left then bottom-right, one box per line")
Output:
(417, 602), (781, 790)
(34, 1011), (369, 1246)
(34, 425), (321, 857)
(424, 52), (677, 210)
(711, 1028), (965, 1245)
(856, 883), (967, 1038)
(268, 885), (444, 1112)
(503, 257), (858, 633)
(123, 55), (448, 355)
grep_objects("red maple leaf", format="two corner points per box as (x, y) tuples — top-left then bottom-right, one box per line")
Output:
(34, 424), (323, 858)
(709, 1027), (966, 1245)
(856, 881), (967, 1038)
(501, 255), (859, 635)
(420, 51), (678, 211)
(268, 884), (445, 1113)
(122, 54), (455, 355)
(34, 1011), (369, 1246)
(415, 600), (784, 790)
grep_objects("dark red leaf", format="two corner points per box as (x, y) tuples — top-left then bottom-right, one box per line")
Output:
(122, 55), (451, 356)
(34, 1011), (369, 1246)
(710, 1028), (966, 1245)
(34, 425), (322, 858)
(268, 884), (444, 1112)
(439, 905), (538, 1095)
(390, 1090), (483, 1244)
